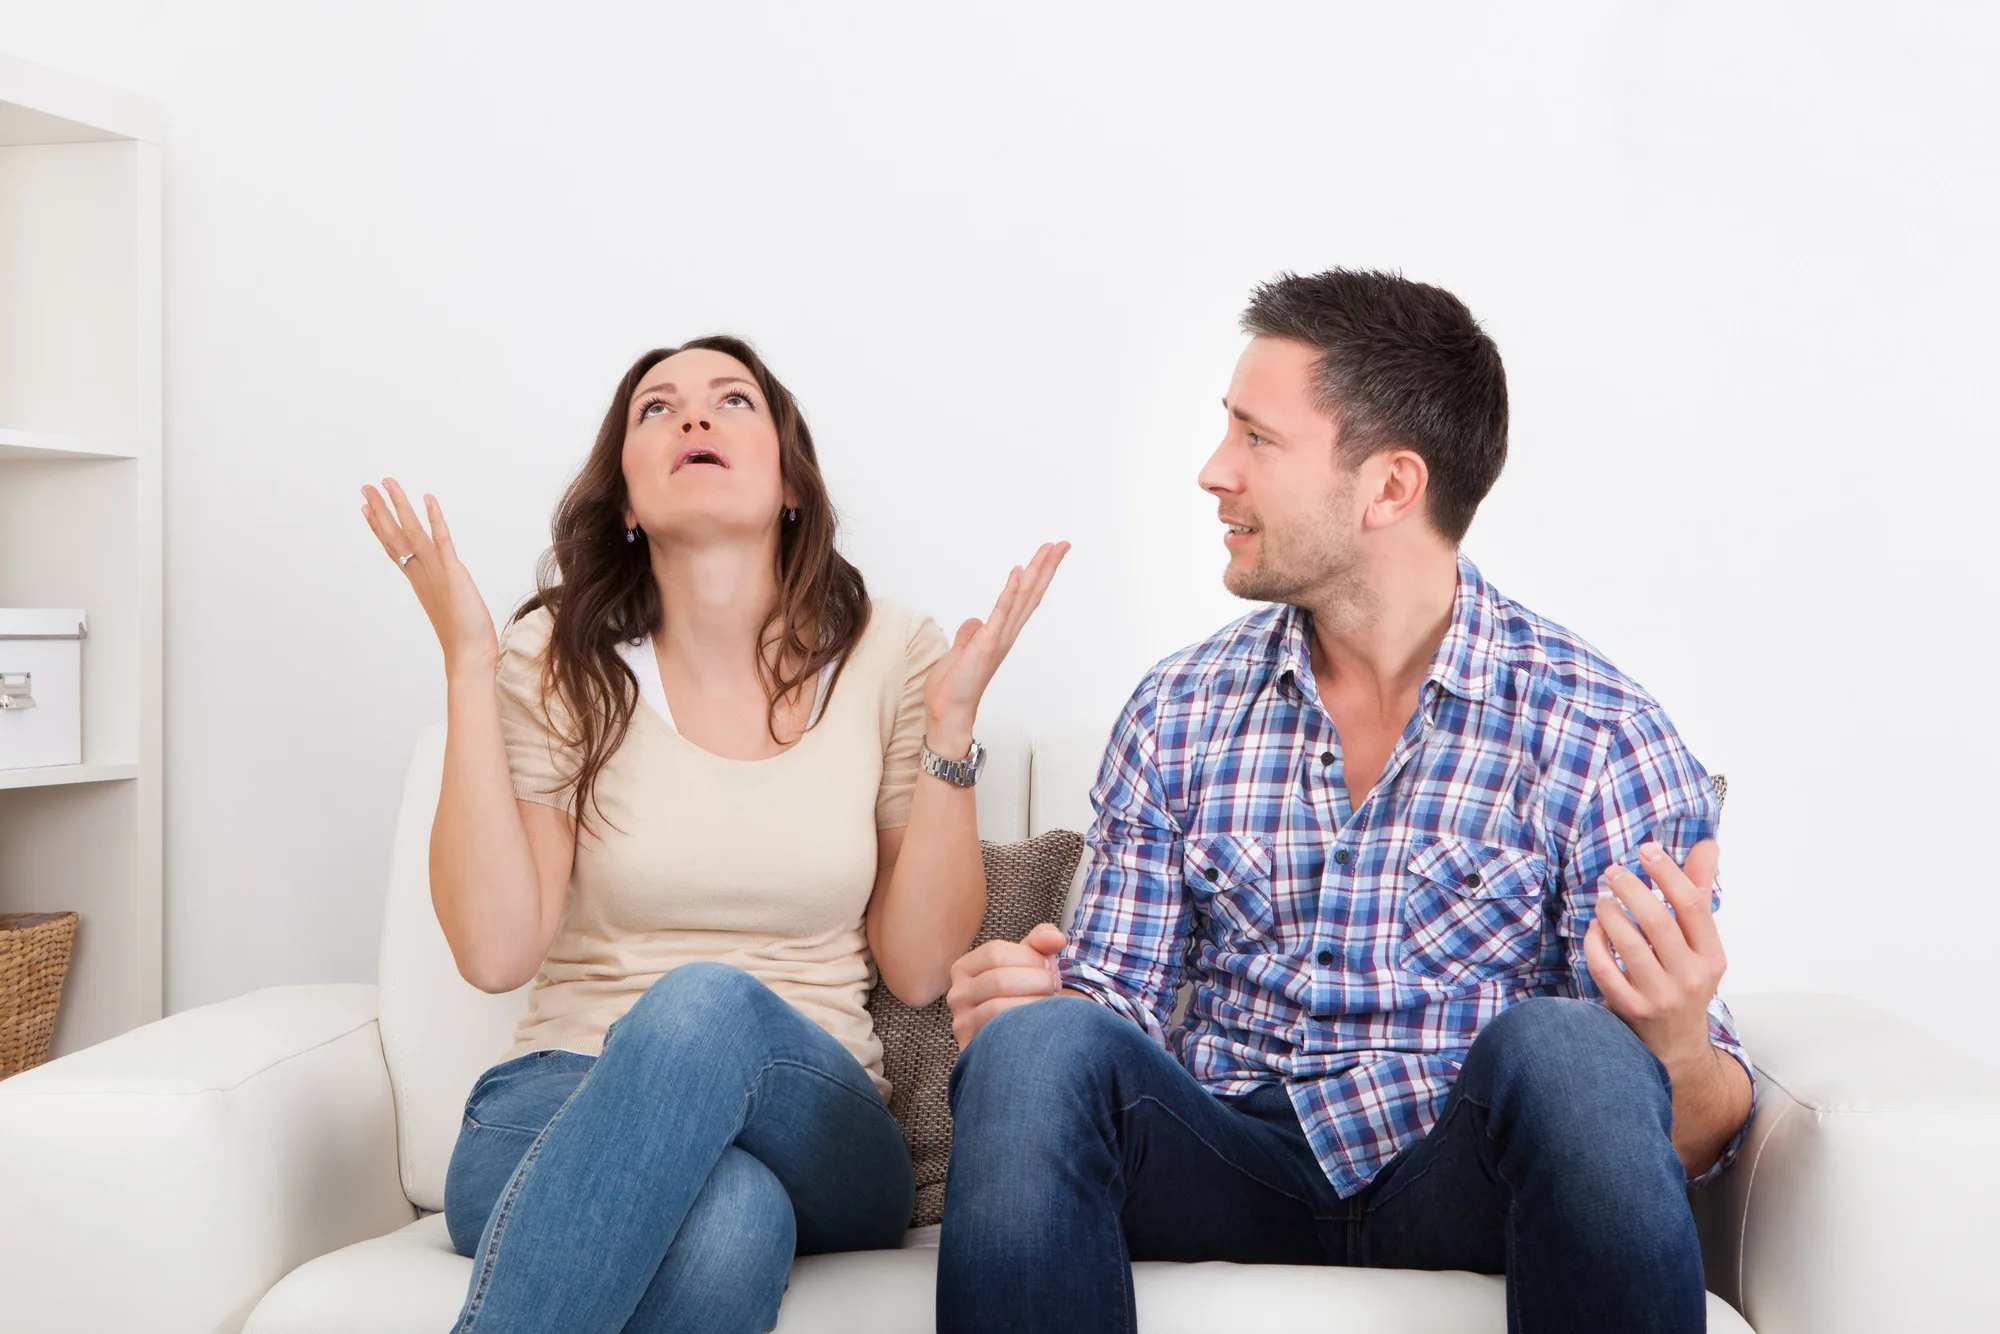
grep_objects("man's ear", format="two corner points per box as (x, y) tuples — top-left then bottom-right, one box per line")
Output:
(1361, 449), (1429, 532)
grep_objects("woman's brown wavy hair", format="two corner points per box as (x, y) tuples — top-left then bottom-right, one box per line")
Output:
(512, 335), (870, 832)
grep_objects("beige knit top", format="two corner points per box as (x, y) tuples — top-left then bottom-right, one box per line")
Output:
(494, 599), (947, 1098)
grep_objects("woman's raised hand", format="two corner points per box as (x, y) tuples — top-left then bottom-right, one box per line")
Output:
(362, 479), (499, 678)
(923, 542), (1070, 751)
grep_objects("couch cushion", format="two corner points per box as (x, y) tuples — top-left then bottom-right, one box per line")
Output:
(867, 830), (1084, 1226)
(246, 1214), (1754, 1333)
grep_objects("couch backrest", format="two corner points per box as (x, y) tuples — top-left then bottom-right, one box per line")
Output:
(377, 718), (1110, 1211)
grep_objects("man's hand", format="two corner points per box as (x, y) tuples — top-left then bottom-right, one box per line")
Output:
(946, 923), (1066, 1048)
(1584, 838), (1753, 1175)
(1582, 839), (1726, 1071)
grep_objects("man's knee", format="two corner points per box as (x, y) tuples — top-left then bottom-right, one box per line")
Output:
(1467, 998), (1681, 1188)
(1472, 998), (1667, 1101)
(950, 996), (1141, 1132)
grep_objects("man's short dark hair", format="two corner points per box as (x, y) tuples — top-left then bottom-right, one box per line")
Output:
(1241, 269), (1508, 543)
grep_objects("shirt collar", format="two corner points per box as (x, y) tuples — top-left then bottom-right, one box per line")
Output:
(1272, 553), (1503, 709)
(1427, 553), (1502, 704)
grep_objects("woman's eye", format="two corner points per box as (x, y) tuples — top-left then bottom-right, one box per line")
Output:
(640, 400), (667, 419)
(722, 391), (753, 408)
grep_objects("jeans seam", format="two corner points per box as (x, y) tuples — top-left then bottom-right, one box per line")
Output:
(761, 1056), (898, 1123)
(1111, 1092), (1330, 1218)
(1460, 1088), (1528, 1328)
(455, 1073), (593, 1331)
(461, 1114), (547, 1136)
(1360, 1095), (1481, 1217)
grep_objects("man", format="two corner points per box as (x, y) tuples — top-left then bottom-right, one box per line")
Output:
(938, 269), (1754, 1334)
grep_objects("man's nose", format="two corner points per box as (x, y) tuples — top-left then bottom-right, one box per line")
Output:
(1197, 442), (1238, 494)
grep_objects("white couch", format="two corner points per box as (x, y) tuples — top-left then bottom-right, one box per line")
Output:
(4, 723), (1998, 1333)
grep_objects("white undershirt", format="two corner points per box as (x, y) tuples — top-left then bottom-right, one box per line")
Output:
(616, 637), (837, 735)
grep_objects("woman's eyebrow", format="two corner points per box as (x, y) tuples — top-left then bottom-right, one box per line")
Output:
(633, 375), (757, 401)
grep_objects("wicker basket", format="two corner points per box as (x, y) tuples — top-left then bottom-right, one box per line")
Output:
(0, 911), (79, 1078)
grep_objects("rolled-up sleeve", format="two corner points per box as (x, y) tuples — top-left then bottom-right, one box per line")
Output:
(1057, 676), (1194, 1046)
(1556, 705), (1756, 1185)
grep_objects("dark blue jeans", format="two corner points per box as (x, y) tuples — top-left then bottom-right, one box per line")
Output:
(939, 995), (1703, 1334)
(442, 962), (915, 1334)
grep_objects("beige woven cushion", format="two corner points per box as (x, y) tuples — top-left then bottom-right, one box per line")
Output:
(867, 829), (1084, 1228)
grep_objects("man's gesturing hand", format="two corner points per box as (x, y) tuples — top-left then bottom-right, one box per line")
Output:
(1583, 839), (1727, 1072)
(946, 923), (1066, 1048)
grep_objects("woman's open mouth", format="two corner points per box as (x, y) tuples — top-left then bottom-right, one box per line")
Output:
(671, 446), (730, 473)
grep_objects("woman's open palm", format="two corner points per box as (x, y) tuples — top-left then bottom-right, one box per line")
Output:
(924, 541), (1070, 731)
(362, 478), (498, 676)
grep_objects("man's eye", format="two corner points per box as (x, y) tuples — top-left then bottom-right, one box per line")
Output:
(1247, 430), (1268, 446)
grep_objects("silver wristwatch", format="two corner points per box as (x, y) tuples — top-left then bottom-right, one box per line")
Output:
(919, 736), (987, 788)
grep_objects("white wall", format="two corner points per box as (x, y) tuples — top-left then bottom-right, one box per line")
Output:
(2, 1), (1994, 1057)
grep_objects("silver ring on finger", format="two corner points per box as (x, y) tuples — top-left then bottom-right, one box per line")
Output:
(398, 552), (417, 568)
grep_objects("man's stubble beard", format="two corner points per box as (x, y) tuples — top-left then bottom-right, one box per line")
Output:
(1222, 472), (1367, 617)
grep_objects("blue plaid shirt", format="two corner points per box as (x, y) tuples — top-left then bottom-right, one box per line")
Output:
(1057, 556), (1754, 1197)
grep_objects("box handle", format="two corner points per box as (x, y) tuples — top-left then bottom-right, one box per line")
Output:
(0, 672), (34, 711)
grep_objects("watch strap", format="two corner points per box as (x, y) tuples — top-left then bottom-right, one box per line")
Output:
(920, 736), (985, 788)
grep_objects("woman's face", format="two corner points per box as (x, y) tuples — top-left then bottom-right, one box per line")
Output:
(621, 347), (793, 546)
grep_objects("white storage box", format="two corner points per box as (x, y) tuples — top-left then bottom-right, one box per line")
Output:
(0, 609), (86, 770)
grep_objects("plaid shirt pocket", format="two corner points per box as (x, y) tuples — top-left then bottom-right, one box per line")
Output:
(1400, 835), (1550, 986)
(1184, 833), (1278, 953)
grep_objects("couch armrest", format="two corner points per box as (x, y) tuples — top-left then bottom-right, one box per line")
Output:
(1693, 992), (2000, 1334)
(0, 984), (418, 1334)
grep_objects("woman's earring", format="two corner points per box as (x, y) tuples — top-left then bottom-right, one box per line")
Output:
(786, 508), (799, 523)
(625, 527), (637, 544)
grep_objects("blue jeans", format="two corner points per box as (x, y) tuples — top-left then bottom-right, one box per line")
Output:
(443, 962), (915, 1334)
(939, 995), (1703, 1334)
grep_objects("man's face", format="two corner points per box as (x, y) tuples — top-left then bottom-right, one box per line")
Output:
(1199, 337), (1361, 605)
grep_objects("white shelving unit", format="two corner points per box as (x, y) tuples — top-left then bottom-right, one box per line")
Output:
(0, 55), (162, 1059)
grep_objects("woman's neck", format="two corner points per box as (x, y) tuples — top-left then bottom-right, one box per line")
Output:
(648, 537), (783, 684)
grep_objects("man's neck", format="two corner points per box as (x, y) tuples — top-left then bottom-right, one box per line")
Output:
(1303, 543), (1461, 721)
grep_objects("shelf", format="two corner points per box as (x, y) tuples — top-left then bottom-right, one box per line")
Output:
(0, 54), (161, 145)
(0, 762), (138, 792)
(0, 429), (137, 461)
(0, 50), (163, 1059)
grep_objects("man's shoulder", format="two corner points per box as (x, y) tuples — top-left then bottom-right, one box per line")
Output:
(1483, 579), (1664, 731)
(1131, 604), (1292, 708)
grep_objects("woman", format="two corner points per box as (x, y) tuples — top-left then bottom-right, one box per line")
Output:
(360, 334), (1066, 1334)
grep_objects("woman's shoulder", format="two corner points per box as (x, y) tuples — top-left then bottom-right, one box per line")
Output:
(856, 598), (945, 670)
(501, 602), (555, 655)
(496, 603), (557, 692)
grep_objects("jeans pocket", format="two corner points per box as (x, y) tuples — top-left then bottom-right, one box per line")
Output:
(1399, 835), (1548, 987)
(463, 1050), (592, 1133)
